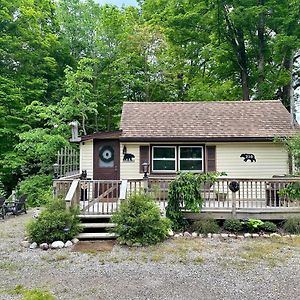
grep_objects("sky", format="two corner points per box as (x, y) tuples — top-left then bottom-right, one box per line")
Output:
(95, 0), (138, 6)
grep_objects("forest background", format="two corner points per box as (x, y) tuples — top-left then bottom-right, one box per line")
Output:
(1, 0), (300, 204)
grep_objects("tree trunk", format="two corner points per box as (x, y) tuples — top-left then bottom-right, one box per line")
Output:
(281, 55), (293, 110)
(257, 0), (265, 98)
(222, 5), (250, 100)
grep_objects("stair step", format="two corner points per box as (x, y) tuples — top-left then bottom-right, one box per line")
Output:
(79, 214), (112, 219)
(77, 232), (117, 239)
(80, 223), (116, 229)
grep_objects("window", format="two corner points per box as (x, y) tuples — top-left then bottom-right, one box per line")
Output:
(152, 146), (176, 172)
(179, 146), (203, 172)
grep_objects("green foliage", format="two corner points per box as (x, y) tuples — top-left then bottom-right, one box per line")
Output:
(279, 182), (300, 201)
(111, 193), (171, 246)
(223, 219), (243, 232)
(243, 219), (264, 232)
(166, 172), (225, 230)
(283, 218), (300, 234)
(17, 175), (52, 207)
(190, 217), (220, 235)
(261, 221), (277, 233)
(278, 135), (300, 170)
(26, 198), (81, 244)
(8, 284), (54, 300)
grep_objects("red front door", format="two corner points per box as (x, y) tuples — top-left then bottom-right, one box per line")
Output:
(93, 140), (120, 180)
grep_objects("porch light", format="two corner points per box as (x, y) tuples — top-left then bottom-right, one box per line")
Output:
(142, 161), (149, 178)
(53, 163), (59, 179)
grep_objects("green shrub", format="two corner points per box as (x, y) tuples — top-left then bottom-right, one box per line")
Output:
(243, 219), (264, 232)
(260, 221), (277, 232)
(111, 193), (171, 246)
(166, 172), (225, 230)
(190, 217), (220, 235)
(26, 198), (81, 244)
(283, 218), (300, 234)
(18, 175), (52, 207)
(223, 219), (243, 232)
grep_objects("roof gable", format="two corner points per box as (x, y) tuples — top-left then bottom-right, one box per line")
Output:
(120, 100), (299, 141)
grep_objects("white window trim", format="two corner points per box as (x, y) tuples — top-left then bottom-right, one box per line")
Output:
(179, 146), (203, 172)
(152, 146), (177, 173)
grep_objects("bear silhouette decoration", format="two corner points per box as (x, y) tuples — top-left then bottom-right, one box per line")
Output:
(240, 153), (256, 162)
(123, 153), (135, 161)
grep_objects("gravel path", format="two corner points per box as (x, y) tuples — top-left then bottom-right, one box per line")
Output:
(0, 211), (300, 300)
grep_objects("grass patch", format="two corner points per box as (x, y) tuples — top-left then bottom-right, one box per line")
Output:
(150, 254), (164, 262)
(238, 237), (300, 267)
(7, 285), (55, 299)
(41, 254), (69, 262)
(0, 261), (18, 271)
(192, 256), (205, 264)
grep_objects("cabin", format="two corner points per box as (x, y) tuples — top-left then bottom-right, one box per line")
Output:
(54, 100), (300, 222)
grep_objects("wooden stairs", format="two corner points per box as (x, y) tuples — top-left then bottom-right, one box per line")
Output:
(77, 215), (117, 240)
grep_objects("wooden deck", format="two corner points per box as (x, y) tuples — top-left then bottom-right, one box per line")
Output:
(53, 177), (300, 219)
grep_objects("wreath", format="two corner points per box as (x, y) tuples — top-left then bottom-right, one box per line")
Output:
(99, 145), (114, 163)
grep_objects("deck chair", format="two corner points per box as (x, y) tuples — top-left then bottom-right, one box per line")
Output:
(6, 195), (27, 216)
(0, 197), (6, 219)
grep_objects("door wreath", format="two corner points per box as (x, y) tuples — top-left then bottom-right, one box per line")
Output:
(99, 145), (114, 163)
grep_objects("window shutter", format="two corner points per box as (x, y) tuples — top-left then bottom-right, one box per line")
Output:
(206, 146), (216, 172)
(140, 146), (150, 173)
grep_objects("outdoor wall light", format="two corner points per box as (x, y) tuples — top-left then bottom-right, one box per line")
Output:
(142, 160), (149, 178)
(53, 163), (59, 179)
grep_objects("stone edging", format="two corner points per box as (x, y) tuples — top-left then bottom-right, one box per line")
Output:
(170, 231), (299, 239)
(20, 238), (80, 250)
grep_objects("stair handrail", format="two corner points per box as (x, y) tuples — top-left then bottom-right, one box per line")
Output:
(65, 179), (80, 208)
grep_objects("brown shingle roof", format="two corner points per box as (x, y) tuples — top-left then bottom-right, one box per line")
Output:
(120, 100), (299, 141)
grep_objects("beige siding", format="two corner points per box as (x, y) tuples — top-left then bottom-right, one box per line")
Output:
(80, 140), (93, 179)
(215, 142), (289, 178)
(120, 143), (149, 179)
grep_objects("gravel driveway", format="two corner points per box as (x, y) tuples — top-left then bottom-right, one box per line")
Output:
(0, 211), (300, 300)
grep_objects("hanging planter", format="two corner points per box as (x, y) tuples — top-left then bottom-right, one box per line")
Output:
(99, 145), (114, 163)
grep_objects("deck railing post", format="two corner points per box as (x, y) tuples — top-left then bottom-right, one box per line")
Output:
(229, 181), (240, 218)
(143, 177), (149, 194)
(232, 193), (237, 218)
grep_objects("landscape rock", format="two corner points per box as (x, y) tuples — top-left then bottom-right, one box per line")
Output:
(32, 208), (41, 219)
(207, 233), (212, 238)
(20, 241), (30, 248)
(212, 233), (220, 239)
(198, 234), (204, 238)
(64, 241), (73, 248)
(178, 233), (183, 237)
(262, 234), (270, 238)
(270, 233), (281, 238)
(51, 241), (65, 249)
(221, 233), (229, 239)
(229, 234), (236, 238)
(168, 229), (174, 237)
(39, 243), (49, 250)
(174, 234), (180, 238)
(71, 238), (79, 244)
(184, 231), (191, 237)
(252, 233), (260, 238)
(192, 232), (198, 237)
(29, 242), (38, 249)
(237, 235), (244, 240)
(244, 233), (251, 238)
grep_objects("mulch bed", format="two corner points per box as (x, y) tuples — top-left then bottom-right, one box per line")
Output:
(72, 240), (116, 252)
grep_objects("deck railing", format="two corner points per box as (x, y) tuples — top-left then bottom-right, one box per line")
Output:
(127, 177), (300, 211)
(54, 177), (300, 215)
